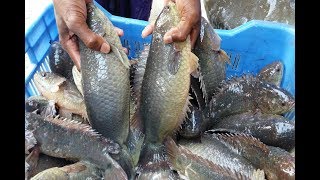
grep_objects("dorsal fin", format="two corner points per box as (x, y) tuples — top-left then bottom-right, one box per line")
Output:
(165, 137), (251, 180)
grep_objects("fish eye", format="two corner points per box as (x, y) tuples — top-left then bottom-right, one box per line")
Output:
(276, 68), (280, 72)
(281, 102), (286, 106)
(164, 6), (170, 10)
(41, 72), (47, 77)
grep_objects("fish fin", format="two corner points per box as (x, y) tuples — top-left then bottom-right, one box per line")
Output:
(252, 169), (266, 180)
(167, 49), (182, 75)
(63, 89), (83, 104)
(25, 146), (40, 174)
(197, 72), (208, 105)
(212, 131), (270, 155)
(130, 111), (143, 132)
(136, 143), (172, 178)
(127, 128), (145, 166)
(25, 128), (37, 154)
(190, 76), (206, 109)
(174, 95), (193, 135)
(50, 85), (61, 93)
(110, 44), (130, 69)
(104, 167), (128, 180)
(58, 108), (73, 119)
(169, 140), (249, 180)
(132, 44), (150, 109)
(72, 65), (84, 96)
(217, 49), (231, 64)
(40, 100), (57, 117)
(189, 52), (199, 77)
(164, 137), (179, 168)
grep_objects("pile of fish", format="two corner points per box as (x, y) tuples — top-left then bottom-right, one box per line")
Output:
(25, 2), (295, 180)
(204, 0), (295, 29)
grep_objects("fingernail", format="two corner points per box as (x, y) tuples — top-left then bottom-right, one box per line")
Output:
(116, 29), (124, 36)
(100, 43), (110, 53)
(123, 47), (128, 55)
(141, 28), (147, 38)
(163, 35), (173, 44)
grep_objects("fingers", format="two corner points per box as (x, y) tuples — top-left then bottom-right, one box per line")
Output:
(114, 27), (124, 37)
(190, 24), (200, 49)
(60, 34), (81, 70)
(65, 13), (110, 53)
(163, 20), (192, 44)
(141, 23), (155, 38)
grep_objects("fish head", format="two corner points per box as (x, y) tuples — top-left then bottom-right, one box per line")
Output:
(257, 83), (295, 114)
(258, 61), (284, 86)
(179, 106), (203, 138)
(34, 72), (66, 93)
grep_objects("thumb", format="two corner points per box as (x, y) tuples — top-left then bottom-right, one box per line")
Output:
(69, 21), (110, 53)
(163, 20), (192, 44)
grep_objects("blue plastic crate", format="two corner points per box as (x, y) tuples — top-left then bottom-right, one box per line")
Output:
(25, 2), (295, 119)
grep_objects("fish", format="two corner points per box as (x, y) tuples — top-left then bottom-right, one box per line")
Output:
(179, 105), (207, 139)
(258, 61), (284, 86)
(194, 17), (230, 104)
(204, 0), (295, 30)
(48, 41), (74, 82)
(25, 95), (57, 117)
(178, 133), (265, 179)
(30, 161), (106, 180)
(79, 3), (134, 178)
(33, 72), (88, 121)
(139, 1), (198, 146)
(25, 112), (128, 179)
(212, 131), (294, 180)
(71, 65), (84, 96)
(165, 137), (261, 180)
(265, 146), (295, 180)
(135, 143), (180, 180)
(213, 111), (295, 151)
(208, 75), (295, 126)
(26, 148), (70, 179)
(136, 2), (199, 178)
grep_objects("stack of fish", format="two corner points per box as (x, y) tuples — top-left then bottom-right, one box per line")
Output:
(25, 2), (295, 180)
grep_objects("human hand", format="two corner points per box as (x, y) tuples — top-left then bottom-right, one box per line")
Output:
(141, 0), (201, 48)
(52, 0), (125, 70)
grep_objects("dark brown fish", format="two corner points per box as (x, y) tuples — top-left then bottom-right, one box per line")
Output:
(209, 75), (295, 126)
(213, 111), (295, 151)
(25, 112), (127, 179)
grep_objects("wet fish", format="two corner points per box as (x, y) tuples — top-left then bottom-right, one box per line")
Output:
(258, 61), (284, 86)
(31, 161), (106, 180)
(33, 72), (88, 121)
(209, 75), (295, 126)
(265, 146), (295, 180)
(214, 111), (295, 151)
(80, 3), (133, 177)
(166, 138), (260, 180)
(48, 41), (74, 82)
(194, 17), (230, 104)
(136, 143), (180, 180)
(136, 2), (199, 178)
(179, 105), (207, 139)
(213, 131), (294, 180)
(25, 112), (127, 179)
(26, 149), (70, 179)
(25, 96), (57, 120)
(178, 133), (265, 179)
